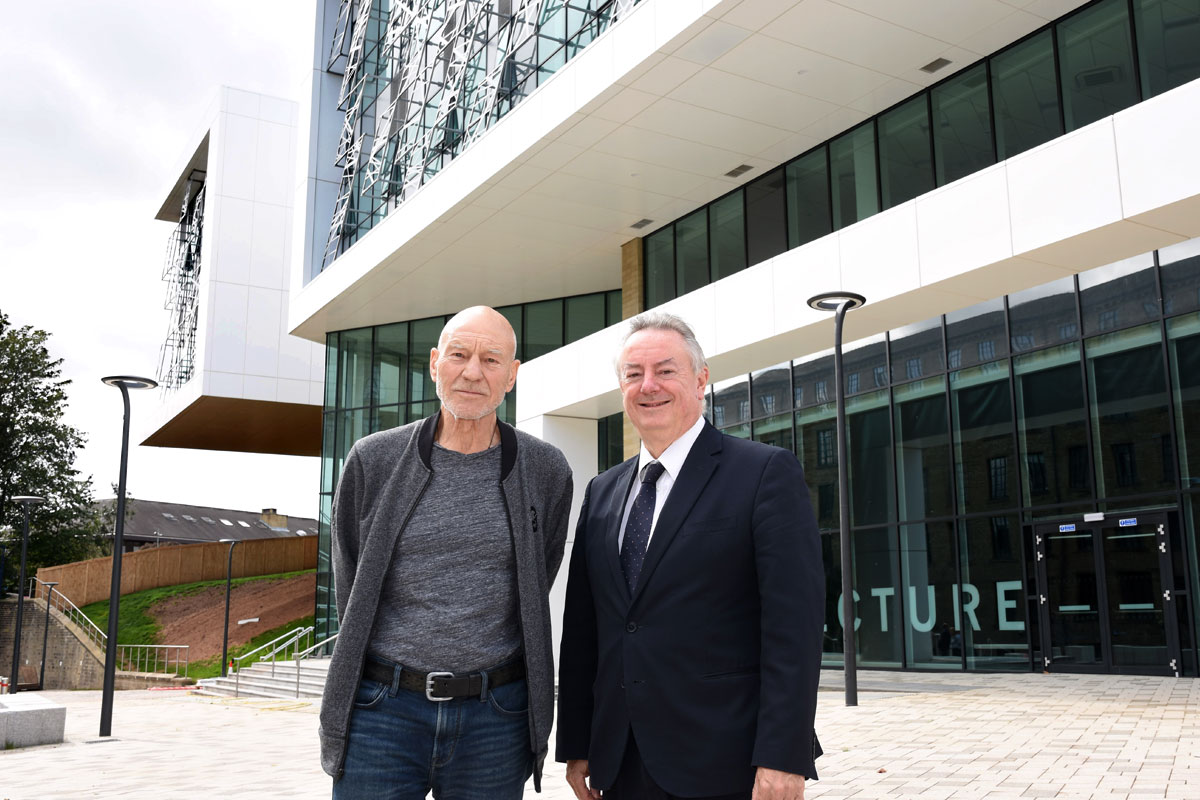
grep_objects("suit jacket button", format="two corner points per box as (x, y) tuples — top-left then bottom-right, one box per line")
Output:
(626, 622), (637, 633)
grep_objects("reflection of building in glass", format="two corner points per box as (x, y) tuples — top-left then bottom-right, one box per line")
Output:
(261, 0), (1200, 675)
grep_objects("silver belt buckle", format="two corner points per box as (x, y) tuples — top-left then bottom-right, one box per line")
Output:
(425, 671), (455, 701)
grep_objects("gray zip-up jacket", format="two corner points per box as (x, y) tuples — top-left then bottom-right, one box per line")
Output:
(318, 412), (573, 790)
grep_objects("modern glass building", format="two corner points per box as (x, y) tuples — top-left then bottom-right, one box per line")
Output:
(280, 0), (1200, 676)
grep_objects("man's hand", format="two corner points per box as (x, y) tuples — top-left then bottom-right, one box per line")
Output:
(752, 766), (806, 800)
(565, 759), (602, 800)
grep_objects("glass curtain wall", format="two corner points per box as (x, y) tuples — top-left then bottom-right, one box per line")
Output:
(316, 289), (622, 640)
(709, 248), (1200, 675)
(643, 0), (1200, 306)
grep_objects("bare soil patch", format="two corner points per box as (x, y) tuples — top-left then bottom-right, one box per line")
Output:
(150, 573), (315, 662)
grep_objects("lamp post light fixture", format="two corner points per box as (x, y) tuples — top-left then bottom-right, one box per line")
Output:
(220, 539), (240, 677)
(39, 581), (58, 690)
(98, 375), (157, 737)
(806, 291), (866, 707)
(9, 496), (44, 694)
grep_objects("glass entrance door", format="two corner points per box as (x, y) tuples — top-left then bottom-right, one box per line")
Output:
(1034, 513), (1180, 675)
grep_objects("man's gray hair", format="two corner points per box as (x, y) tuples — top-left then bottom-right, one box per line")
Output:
(616, 311), (708, 375)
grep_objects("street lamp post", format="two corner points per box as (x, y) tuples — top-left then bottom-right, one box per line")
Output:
(10, 496), (44, 694)
(98, 375), (157, 737)
(807, 291), (866, 707)
(39, 580), (58, 690)
(220, 539), (240, 677)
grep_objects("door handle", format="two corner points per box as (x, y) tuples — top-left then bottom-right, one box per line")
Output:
(1163, 590), (1171, 602)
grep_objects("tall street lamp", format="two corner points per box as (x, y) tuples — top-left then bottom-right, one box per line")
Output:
(807, 291), (866, 707)
(220, 539), (240, 677)
(39, 580), (58, 690)
(99, 375), (157, 736)
(9, 496), (44, 694)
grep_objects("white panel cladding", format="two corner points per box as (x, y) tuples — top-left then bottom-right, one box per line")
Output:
(245, 286), (284, 377)
(207, 281), (249, 375)
(517, 77), (1200, 424)
(214, 196), (254, 286)
(249, 203), (288, 289)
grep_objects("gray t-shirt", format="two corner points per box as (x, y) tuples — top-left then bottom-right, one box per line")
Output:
(367, 442), (522, 673)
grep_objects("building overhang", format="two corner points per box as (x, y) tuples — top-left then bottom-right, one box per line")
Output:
(140, 393), (321, 457)
(515, 76), (1200, 423)
(289, 0), (1089, 341)
(156, 133), (210, 222)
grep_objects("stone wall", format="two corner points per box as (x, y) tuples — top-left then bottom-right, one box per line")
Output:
(0, 597), (106, 690)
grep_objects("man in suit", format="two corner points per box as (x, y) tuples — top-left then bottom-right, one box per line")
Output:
(557, 311), (824, 800)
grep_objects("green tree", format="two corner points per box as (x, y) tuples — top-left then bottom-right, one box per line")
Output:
(0, 310), (104, 587)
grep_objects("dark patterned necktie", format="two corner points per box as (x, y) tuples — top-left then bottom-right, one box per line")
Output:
(620, 461), (665, 593)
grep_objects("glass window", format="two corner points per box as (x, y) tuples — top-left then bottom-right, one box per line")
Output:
(373, 404), (403, 433)
(1086, 324), (1173, 498)
(878, 95), (934, 210)
(339, 327), (373, 409)
(951, 360), (1017, 516)
(752, 412), (794, 452)
(794, 352), (835, 409)
(1160, 237), (1200, 317)
(821, 530), (844, 664)
(844, 337), (887, 397)
(796, 402), (839, 528)
(409, 317), (442, 404)
(644, 227), (675, 308)
(1057, 0), (1140, 131)
(713, 376), (750, 428)
(606, 290), (623, 326)
(1133, 0), (1200, 97)
(566, 293), (606, 344)
(373, 322), (408, 406)
(1078, 253), (1158, 336)
(1008, 276), (1078, 353)
(848, 390), (895, 526)
(496, 305), (522, 362)
(746, 168), (788, 266)
(958, 515), (1028, 671)
(1014, 342), (1092, 506)
(751, 363), (791, 420)
(710, 191), (747, 281)
(524, 299), (564, 361)
(946, 299), (1008, 371)
(991, 30), (1062, 159)
(786, 148), (831, 248)
(853, 527), (903, 668)
(890, 319), (944, 385)
(675, 208), (709, 296)
(893, 377), (953, 521)
(324, 332), (339, 409)
(931, 63), (995, 185)
(901, 522), (960, 669)
(830, 123), (878, 229)
(321, 412), (336, 494)
(1167, 313), (1200, 485)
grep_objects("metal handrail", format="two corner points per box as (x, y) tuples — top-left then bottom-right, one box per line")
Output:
(29, 578), (107, 653)
(117, 644), (190, 678)
(232, 625), (312, 697)
(259, 626), (313, 676)
(293, 633), (338, 698)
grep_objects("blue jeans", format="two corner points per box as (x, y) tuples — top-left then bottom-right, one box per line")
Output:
(334, 661), (532, 800)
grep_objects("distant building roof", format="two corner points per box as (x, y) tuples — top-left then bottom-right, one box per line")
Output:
(102, 499), (318, 547)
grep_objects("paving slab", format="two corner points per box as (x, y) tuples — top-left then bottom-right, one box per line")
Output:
(0, 671), (1197, 798)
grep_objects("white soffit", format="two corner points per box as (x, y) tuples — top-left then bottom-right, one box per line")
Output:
(289, 0), (1090, 341)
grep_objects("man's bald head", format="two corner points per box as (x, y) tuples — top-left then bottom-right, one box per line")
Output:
(439, 305), (518, 360)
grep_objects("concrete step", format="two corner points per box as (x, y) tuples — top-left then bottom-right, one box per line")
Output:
(195, 658), (332, 699)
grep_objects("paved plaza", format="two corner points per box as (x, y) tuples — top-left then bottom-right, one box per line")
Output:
(1, 670), (1197, 799)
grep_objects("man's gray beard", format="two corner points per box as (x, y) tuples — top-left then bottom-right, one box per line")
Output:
(437, 382), (501, 421)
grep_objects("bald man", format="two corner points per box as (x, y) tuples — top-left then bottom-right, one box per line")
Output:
(319, 306), (574, 799)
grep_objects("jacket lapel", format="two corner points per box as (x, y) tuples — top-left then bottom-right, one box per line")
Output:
(604, 456), (640, 603)
(630, 423), (723, 606)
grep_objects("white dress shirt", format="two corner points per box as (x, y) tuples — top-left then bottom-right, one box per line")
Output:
(617, 414), (707, 550)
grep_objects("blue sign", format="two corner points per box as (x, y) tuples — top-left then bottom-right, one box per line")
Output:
(1058, 524), (1076, 532)
(1119, 517), (1137, 527)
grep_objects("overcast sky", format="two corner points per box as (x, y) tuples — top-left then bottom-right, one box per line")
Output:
(1, 1), (321, 519)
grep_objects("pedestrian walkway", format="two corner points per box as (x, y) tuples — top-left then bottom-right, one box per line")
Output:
(1, 670), (1197, 798)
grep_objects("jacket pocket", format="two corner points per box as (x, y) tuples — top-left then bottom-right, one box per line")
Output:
(701, 665), (759, 680)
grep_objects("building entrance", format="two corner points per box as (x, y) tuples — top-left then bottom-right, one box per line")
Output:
(1034, 513), (1181, 676)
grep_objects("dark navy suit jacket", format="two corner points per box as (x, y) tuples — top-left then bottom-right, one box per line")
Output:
(556, 421), (824, 796)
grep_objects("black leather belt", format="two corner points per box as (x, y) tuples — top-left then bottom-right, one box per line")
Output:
(362, 658), (525, 701)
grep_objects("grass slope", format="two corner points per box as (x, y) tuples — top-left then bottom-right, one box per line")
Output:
(80, 570), (315, 681)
